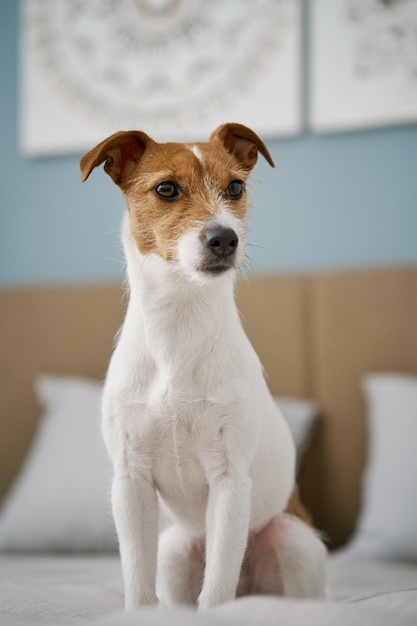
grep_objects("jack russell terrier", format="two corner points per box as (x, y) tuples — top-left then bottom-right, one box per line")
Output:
(80, 123), (326, 611)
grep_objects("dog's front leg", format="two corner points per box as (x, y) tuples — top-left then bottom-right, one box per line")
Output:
(112, 470), (159, 609)
(198, 472), (252, 610)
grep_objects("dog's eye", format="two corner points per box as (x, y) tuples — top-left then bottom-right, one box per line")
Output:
(155, 181), (180, 200)
(226, 180), (243, 200)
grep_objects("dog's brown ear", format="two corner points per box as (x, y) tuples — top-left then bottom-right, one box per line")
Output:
(79, 130), (153, 187)
(210, 123), (275, 171)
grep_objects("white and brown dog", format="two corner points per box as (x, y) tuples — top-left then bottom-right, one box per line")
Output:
(80, 123), (326, 611)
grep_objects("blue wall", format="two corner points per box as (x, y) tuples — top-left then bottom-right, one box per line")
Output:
(1, 1), (416, 287)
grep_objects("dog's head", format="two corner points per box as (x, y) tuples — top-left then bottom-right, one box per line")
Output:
(80, 123), (274, 281)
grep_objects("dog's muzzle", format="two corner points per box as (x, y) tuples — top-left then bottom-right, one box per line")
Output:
(202, 227), (239, 274)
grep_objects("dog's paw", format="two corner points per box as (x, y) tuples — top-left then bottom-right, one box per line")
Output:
(198, 589), (233, 611)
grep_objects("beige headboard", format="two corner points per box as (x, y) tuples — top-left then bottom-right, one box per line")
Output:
(1, 266), (416, 548)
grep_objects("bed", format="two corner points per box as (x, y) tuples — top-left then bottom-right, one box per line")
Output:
(1, 265), (416, 626)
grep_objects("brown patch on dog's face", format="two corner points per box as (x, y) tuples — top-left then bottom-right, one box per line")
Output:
(124, 141), (249, 261)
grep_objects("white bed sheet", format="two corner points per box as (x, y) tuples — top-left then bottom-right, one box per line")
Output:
(0, 550), (416, 626)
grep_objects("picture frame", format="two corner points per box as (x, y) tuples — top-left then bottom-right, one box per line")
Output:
(20, 0), (302, 156)
(310, 0), (417, 132)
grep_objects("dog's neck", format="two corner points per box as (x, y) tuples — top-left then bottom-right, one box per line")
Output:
(122, 219), (240, 368)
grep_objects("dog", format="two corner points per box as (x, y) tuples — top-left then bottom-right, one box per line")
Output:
(80, 123), (326, 611)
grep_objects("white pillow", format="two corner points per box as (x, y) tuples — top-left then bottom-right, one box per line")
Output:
(0, 375), (318, 552)
(0, 375), (116, 552)
(349, 374), (417, 561)
(274, 396), (318, 471)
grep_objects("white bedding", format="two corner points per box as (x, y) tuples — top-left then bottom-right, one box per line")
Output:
(1, 551), (416, 626)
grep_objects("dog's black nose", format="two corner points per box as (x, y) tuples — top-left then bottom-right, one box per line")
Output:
(204, 227), (239, 258)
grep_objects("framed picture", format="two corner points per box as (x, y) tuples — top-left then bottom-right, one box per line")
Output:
(310, 0), (417, 132)
(20, 0), (302, 156)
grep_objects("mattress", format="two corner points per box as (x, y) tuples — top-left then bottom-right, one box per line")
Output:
(1, 550), (416, 626)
